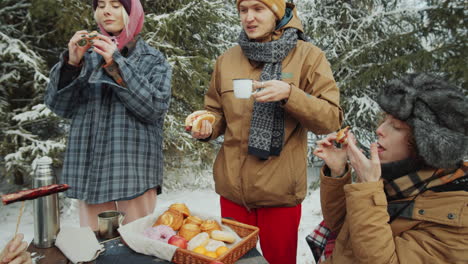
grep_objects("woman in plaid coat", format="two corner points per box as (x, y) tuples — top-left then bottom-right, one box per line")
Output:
(45, 0), (171, 229)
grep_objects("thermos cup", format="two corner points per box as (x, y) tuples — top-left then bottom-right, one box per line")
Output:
(33, 157), (60, 248)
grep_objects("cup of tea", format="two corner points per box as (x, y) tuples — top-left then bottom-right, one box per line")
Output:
(233, 79), (258, 99)
(97, 210), (125, 239)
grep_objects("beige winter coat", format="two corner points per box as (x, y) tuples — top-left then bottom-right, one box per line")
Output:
(320, 168), (468, 263)
(204, 11), (343, 208)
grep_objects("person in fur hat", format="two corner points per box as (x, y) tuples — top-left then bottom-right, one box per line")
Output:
(45, 0), (171, 230)
(310, 73), (467, 263)
(191, 0), (343, 263)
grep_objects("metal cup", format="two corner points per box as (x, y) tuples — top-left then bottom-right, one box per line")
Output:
(97, 211), (125, 239)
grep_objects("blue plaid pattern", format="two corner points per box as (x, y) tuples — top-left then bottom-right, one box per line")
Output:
(45, 39), (172, 204)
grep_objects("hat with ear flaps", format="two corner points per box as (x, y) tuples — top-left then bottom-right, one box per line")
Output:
(377, 73), (468, 169)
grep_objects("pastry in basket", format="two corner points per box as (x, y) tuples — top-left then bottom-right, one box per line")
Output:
(205, 239), (226, 252)
(200, 219), (222, 234)
(183, 215), (203, 226)
(187, 232), (210, 251)
(169, 203), (191, 218)
(178, 223), (201, 241)
(211, 230), (236, 244)
(143, 225), (176, 243)
(153, 209), (184, 231)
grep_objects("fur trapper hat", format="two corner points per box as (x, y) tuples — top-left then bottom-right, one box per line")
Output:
(377, 73), (467, 169)
(237, 0), (286, 19)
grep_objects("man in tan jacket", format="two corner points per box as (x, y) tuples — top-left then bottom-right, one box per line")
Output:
(192, 0), (342, 263)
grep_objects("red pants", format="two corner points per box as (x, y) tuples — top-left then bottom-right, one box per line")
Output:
(220, 196), (301, 264)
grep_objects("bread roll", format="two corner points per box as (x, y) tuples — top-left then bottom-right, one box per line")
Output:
(200, 219), (222, 235)
(187, 232), (210, 251)
(183, 215), (203, 226)
(153, 209), (184, 231)
(210, 230), (236, 244)
(169, 203), (191, 218)
(205, 239), (226, 252)
(178, 223), (201, 241)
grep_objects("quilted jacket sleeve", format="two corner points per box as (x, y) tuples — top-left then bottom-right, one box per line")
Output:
(203, 56), (227, 140)
(283, 48), (343, 135)
(320, 166), (352, 234)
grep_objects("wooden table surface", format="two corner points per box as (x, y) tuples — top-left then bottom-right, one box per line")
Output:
(28, 238), (268, 264)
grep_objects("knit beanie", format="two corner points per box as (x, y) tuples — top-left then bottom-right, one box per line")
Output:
(93, 0), (131, 14)
(377, 73), (468, 169)
(237, 0), (286, 19)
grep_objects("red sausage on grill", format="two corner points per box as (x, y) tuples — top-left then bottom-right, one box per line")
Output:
(1, 184), (70, 205)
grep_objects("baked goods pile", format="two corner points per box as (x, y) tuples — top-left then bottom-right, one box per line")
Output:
(143, 203), (236, 259)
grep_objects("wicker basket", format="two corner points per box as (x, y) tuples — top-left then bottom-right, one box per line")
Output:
(172, 218), (259, 264)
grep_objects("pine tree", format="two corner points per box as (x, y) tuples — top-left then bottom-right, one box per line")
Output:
(0, 0), (66, 184)
(297, 0), (467, 146)
(141, 0), (239, 180)
(1, 0), (465, 187)
(0, 0), (240, 187)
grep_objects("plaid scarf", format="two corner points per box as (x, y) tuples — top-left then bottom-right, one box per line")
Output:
(238, 28), (301, 159)
(383, 160), (468, 201)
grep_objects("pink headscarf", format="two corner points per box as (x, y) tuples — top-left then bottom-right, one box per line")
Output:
(96, 0), (144, 50)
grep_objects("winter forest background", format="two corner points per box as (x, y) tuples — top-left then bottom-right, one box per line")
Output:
(1, 0), (467, 192)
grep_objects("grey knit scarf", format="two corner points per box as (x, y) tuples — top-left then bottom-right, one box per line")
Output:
(239, 28), (303, 159)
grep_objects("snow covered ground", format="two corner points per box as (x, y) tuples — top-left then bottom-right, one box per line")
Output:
(0, 182), (322, 264)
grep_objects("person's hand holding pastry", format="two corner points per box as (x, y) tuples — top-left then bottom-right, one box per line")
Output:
(186, 111), (215, 139)
(68, 30), (95, 66)
(314, 127), (351, 177)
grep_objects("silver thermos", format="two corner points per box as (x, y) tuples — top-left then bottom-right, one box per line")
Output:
(33, 157), (60, 248)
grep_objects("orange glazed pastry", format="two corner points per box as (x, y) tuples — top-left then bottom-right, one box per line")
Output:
(169, 203), (191, 218)
(183, 215), (203, 226)
(178, 223), (201, 241)
(154, 209), (184, 231)
(200, 219), (222, 235)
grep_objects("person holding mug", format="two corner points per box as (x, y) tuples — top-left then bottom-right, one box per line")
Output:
(192, 0), (343, 263)
(45, 0), (171, 230)
(311, 73), (467, 263)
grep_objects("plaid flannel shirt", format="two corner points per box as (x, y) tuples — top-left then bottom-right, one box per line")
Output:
(45, 39), (172, 204)
(306, 220), (337, 263)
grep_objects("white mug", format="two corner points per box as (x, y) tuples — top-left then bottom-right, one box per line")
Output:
(233, 79), (257, 99)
